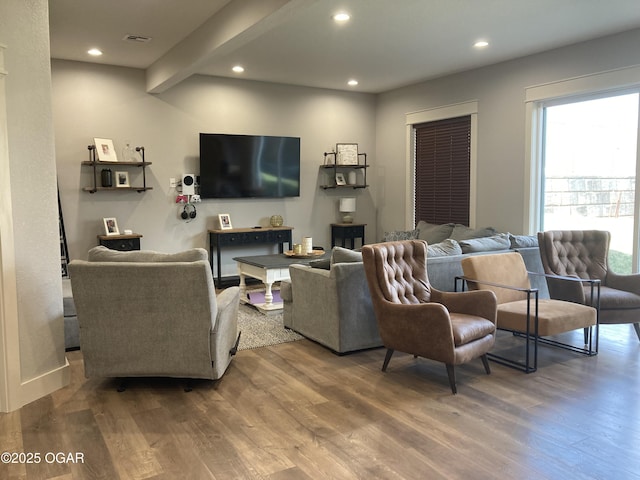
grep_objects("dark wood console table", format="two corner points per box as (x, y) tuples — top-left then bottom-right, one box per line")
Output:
(331, 223), (366, 249)
(208, 226), (293, 287)
(98, 233), (142, 251)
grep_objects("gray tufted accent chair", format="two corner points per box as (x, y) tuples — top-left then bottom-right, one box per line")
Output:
(361, 240), (497, 394)
(538, 230), (640, 341)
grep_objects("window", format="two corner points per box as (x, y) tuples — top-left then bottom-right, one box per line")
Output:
(405, 101), (478, 229)
(541, 93), (639, 273)
(414, 116), (471, 225)
(525, 66), (640, 273)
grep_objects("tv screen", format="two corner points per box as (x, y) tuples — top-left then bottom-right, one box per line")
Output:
(199, 133), (300, 198)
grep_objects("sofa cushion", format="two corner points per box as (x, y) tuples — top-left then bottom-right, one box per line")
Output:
(383, 229), (419, 242)
(450, 224), (497, 241)
(509, 233), (538, 248)
(459, 233), (511, 253)
(427, 239), (462, 257)
(88, 245), (208, 263)
(416, 221), (455, 244)
(331, 246), (363, 264)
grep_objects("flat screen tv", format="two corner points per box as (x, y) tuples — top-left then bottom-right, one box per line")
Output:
(199, 133), (300, 198)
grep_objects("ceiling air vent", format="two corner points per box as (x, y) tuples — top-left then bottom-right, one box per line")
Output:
(122, 34), (152, 43)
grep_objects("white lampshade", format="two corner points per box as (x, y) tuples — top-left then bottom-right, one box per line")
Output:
(339, 197), (356, 212)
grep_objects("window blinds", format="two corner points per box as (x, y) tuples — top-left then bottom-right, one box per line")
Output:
(414, 116), (471, 226)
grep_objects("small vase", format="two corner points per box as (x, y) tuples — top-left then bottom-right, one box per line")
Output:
(101, 169), (112, 187)
(122, 142), (137, 162)
(270, 215), (283, 227)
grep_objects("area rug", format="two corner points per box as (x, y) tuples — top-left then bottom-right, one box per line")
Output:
(246, 289), (282, 304)
(237, 303), (303, 350)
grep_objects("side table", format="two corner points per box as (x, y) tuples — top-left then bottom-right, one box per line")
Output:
(98, 233), (142, 251)
(331, 223), (366, 249)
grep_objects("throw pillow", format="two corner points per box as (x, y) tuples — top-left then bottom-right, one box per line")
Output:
(427, 239), (462, 257)
(458, 233), (511, 253)
(88, 246), (208, 263)
(330, 246), (363, 264)
(309, 258), (331, 270)
(383, 229), (419, 242)
(509, 234), (539, 248)
(416, 221), (455, 244)
(450, 224), (497, 241)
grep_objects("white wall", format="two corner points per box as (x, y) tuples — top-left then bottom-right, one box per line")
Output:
(53, 61), (377, 277)
(375, 28), (640, 240)
(0, 0), (68, 411)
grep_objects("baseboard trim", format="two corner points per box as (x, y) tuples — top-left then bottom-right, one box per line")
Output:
(20, 357), (70, 407)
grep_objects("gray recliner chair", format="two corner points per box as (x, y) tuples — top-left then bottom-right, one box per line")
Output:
(69, 247), (240, 385)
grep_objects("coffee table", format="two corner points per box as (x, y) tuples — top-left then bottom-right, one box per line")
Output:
(233, 251), (329, 314)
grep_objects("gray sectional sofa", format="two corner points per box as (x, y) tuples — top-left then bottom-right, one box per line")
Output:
(281, 223), (548, 354)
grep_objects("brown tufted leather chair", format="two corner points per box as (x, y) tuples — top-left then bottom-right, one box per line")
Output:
(538, 230), (640, 342)
(361, 240), (497, 394)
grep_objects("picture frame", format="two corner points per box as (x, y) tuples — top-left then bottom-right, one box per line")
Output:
(103, 217), (120, 236)
(336, 143), (359, 165)
(94, 138), (118, 162)
(335, 173), (347, 185)
(218, 213), (233, 230)
(115, 171), (130, 188)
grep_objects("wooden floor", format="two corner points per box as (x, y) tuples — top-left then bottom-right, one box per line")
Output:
(2, 324), (640, 480)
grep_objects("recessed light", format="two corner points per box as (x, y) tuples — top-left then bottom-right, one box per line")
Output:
(347, 79), (358, 86)
(474, 41), (489, 48)
(87, 48), (103, 56)
(333, 12), (351, 22)
(232, 65), (245, 73)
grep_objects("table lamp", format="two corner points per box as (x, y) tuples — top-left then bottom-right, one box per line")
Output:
(339, 197), (356, 223)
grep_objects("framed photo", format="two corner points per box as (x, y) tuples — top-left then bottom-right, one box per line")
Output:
(218, 213), (233, 230)
(335, 173), (347, 185)
(103, 217), (120, 236)
(94, 138), (118, 162)
(336, 143), (358, 165)
(115, 171), (130, 188)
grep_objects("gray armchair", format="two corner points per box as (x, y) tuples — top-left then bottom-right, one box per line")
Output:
(69, 247), (240, 384)
(538, 230), (640, 342)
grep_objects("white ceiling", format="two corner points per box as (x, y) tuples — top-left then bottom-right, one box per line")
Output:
(49, 0), (640, 94)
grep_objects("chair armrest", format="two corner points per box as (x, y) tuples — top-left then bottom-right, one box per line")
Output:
(213, 286), (240, 332)
(431, 288), (497, 325)
(606, 270), (640, 295)
(376, 299), (453, 332)
(528, 272), (600, 305)
(375, 299), (473, 364)
(457, 275), (538, 295)
(216, 286), (240, 316)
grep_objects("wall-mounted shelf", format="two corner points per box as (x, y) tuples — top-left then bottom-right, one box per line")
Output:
(82, 145), (152, 193)
(320, 151), (368, 189)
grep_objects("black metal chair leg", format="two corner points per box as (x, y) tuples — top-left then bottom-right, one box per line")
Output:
(583, 327), (589, 344)
(229, 331), (241, 356)
(445, 364), (457, 394)
(381, 349), (394, 372)
(480, 354), (491, 375)
(633, 323), (640, 342)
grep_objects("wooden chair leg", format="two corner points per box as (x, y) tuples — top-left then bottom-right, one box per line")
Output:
(381, 349), (394, 372)
(480, 354), (491, 375)
(445, 364), (457, 394)
(633, 323), (640, 342)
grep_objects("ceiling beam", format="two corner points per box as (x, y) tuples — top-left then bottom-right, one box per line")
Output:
(146, 0), (315, 93)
